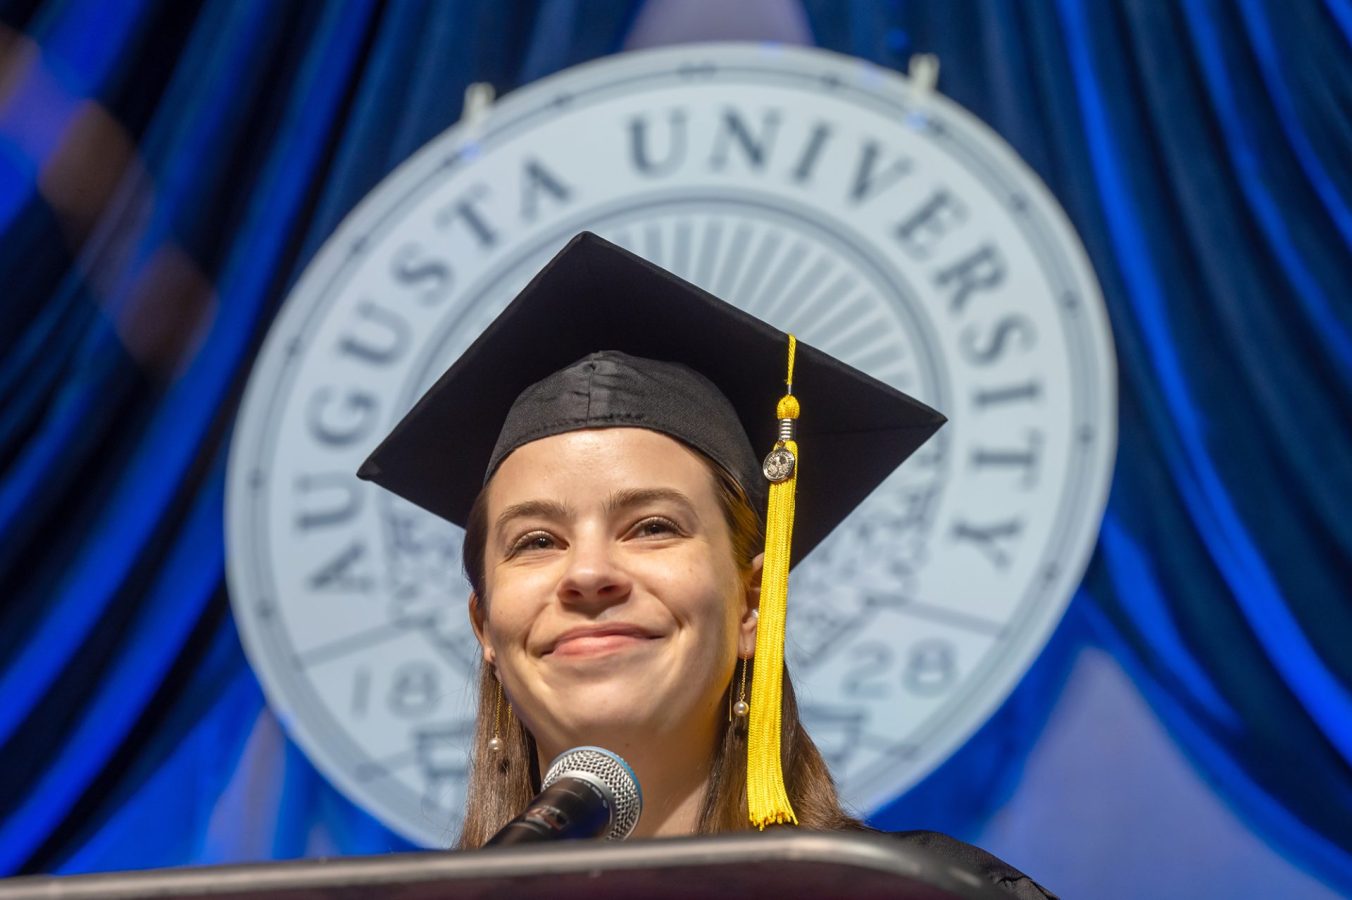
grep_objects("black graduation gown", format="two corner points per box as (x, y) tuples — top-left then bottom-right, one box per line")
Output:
(889, 831), (1059, 899)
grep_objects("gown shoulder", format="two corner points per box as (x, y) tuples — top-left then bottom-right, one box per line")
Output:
(885, 830), (1059, 899)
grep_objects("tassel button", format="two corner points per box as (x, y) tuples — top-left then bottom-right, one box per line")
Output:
(762, 447), (796, 483)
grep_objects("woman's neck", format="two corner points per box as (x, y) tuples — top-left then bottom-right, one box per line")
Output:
(625, 748), (713, 838)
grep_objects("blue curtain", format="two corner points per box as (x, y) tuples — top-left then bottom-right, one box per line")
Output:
(805, 0), (1352, 888)
(0, 0), (1347, 891)
(0, 0), (643, 873)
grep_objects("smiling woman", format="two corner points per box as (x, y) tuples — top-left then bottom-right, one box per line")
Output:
(459, 426), (824, 843)
(467, 429), (763, 840)
(356, 232), (1056, 898)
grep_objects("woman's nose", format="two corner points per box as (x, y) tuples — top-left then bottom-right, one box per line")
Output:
(557, 535), (631, 608)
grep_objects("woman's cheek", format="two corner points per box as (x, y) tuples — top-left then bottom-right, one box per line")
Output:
(490, 572), (556, 648)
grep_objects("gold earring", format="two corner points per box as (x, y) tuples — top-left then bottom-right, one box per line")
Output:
(488, 675), (505, 752)
(733, 657), (750, 719)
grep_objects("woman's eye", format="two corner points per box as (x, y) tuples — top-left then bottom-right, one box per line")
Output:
(632, 517), (679, 538)
(510, 532), (556, 554)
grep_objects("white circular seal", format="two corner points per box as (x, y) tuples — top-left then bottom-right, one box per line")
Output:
(226, 43), (1116, 847)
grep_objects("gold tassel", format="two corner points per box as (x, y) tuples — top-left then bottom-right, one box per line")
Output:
(747, 335), (800, 828)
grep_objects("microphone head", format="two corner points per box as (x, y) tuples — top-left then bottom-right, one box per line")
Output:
(542, 746), (643, 840)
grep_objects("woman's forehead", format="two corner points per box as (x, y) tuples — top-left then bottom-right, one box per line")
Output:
(488, 428), (720, 507)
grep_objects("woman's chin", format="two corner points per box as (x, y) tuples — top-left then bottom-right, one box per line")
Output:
(540, 696), (679, 750)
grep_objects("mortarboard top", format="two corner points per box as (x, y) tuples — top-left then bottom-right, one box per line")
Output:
(357, 231), (945, 564)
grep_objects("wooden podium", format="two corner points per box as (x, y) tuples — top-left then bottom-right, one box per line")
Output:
(0, 832), (1009, 899)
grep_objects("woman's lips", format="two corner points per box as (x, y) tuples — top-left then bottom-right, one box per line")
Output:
(546, 625), (657, 658)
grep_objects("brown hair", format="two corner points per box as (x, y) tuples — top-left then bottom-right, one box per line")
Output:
(457, 453), (864, 847)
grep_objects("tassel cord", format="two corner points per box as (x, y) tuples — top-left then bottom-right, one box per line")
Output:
(746, 334), (800, 828)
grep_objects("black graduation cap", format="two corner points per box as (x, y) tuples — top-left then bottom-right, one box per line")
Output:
(356, 231), (944, 564)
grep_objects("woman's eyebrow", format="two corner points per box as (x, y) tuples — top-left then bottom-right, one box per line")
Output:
(605, 488), (698, 518)
(494, 499), (574, 535)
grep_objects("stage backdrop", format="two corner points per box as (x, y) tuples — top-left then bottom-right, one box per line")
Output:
(0, 1), (1348, 898)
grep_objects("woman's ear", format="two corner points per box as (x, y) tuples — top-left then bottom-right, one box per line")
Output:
(468, 591), (495, 666)
(739, 553), (764, 658)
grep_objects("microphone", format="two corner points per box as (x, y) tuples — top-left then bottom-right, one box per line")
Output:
(485, 746), (643, 846)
